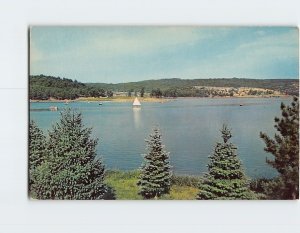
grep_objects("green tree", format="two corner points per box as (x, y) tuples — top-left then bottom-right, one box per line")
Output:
(106, 90), (113, 97)
(29, 120), (46, 190)
(197, 125), (254, 200)
(260, 97), (299, 199)
(31, 109), (109, 199)
(128, 89), (132, 97)
(150, 88), (162, 98)
(140, 87), (145, 97)
(137, 128), (172, 199)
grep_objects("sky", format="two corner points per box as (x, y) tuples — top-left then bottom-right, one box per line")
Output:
(30, 26), (299, 83)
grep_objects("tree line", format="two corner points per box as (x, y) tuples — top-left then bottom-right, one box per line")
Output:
(30, 75), (113, 100)
(89, 77), (299, 96)
(29, 97), (299, 200)
(30, 75), (299, 100)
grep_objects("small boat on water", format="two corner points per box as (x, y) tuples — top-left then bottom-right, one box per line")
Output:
(49, 106), (58, 111)
(239, 104), (244, 106)
(133, 97), (141, 108)
(99, 102), (103, 105)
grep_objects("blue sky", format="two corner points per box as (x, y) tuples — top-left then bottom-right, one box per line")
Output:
(30, 26), (299, 83)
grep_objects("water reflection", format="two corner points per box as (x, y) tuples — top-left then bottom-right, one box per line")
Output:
(133, 107), (141, 129)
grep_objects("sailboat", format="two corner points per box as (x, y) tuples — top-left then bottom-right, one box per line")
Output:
(132, 97), (141, 108)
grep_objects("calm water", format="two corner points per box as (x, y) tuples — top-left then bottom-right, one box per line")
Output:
(30, 97), (292, 178)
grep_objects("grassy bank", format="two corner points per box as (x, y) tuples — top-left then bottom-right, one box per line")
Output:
(105, 170), (201, 200)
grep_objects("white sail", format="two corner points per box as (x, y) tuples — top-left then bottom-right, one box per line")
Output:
(133, 97), (141, 106)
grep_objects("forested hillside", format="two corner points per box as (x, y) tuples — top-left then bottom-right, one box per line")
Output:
(88, 78), (299, 95)
(29, 75), (111, 100)
(29, 74), (299, 100)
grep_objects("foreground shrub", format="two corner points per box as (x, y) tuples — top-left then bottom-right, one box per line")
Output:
(171, 175), (203, 188)
(31, 109), (110, 199)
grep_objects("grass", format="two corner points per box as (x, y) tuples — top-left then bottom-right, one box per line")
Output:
(105, 170), (200, 200)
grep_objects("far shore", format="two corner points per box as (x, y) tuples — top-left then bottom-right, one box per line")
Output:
(29, 95), (291, 103)
(30, 96), (171, 103)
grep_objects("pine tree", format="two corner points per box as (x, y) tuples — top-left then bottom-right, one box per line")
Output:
(140, 87), (145, 97)
(260, 97), (299, 199)
(29, 120), (46, 191)
(31, 109), (109, 199)
(197, 125), (254, 200)
(137, 128), (172, 199)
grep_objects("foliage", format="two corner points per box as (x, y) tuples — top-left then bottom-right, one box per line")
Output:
(137, 128), (172, 199)
(249, 177), (288, 200)
(140, 87), (145, 97)
(197, 125), (255, 200)
(30, 75), (299, 100)
(30, 75), (107, 100)
(29, 120), (46, 190)
(29, 121), (46, 170)
(171, 174), (202, 188)
(106, 90), (114, 98)
(150, 88), (163, 98)
(260, 97), (299, 199)
(88, 77), (299, 96)
(31, 109), (110, 199)
(105, 170), (198, 200)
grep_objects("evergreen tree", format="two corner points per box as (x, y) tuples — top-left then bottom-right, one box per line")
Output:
(260, 97), (299, 199)
(29, 120), (46, 190)
(140, 87), (145, 97)
(106, 90), (113, 97)
(137, 128), (172, 199)
(197, 125), (254, 200)
(31, 109), (109, 199)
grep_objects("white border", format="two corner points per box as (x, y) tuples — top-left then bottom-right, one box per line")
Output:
(0, 0), (299, 232)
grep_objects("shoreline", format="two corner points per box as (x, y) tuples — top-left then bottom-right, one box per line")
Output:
(30, 97), (170, 103)
(29, 95), (291, 103)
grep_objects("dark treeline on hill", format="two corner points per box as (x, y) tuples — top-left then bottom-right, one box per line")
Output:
(30, 74), (299, 100)
(89, 78), (299, 96)
(29, 75), (111, 100)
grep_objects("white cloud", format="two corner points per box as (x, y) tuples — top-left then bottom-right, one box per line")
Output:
(177, 30), (299, 79)
(30, 27), (298, 81)
(75, 27), (229, 59)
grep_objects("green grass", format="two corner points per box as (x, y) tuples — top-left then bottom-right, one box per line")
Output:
(105, 170), (200, 200)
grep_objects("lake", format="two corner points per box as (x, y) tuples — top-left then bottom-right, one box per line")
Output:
(30, 97), (291, 178)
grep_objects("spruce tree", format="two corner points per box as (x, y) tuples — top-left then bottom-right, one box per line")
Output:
(137, 128), (172, 199)
(197, 125), (254, 200)
(260, 97), (299, 199)
(29, 120), (46, 191)
(31, 109), (109, 199)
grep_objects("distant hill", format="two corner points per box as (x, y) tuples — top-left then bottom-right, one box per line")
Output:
(87, 78), (299, 95)
(29, 75), (109, 100)
(30, 75), (299, 100)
